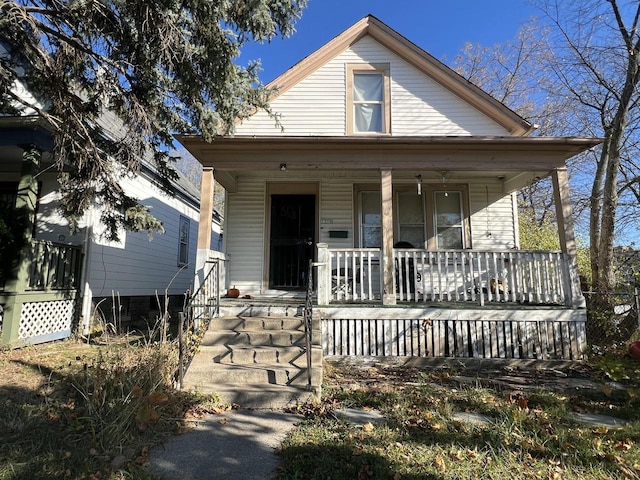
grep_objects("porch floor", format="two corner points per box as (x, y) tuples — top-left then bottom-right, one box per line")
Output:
(220, 294), (574, 311)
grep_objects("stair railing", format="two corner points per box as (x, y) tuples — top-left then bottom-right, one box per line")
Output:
(303, 259), (314, 391)
(177, 258), (220, 389)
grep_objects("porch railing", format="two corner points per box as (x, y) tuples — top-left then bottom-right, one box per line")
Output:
(319, 246), (572, 307)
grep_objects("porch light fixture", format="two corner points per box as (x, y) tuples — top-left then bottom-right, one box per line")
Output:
(441, 171), (450, 196)
(416, 174), (422, 195)
(280, 163), (287, 171)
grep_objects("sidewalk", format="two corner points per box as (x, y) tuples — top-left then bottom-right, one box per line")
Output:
(147, 409), (299, 480)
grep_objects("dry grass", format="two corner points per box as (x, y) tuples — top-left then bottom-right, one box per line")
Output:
(0, 336), (220, 480)
(278, 357), (640, 480)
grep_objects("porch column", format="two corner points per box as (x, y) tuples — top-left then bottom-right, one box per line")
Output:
(1, 145), (41, 345)
(197, 167), (215, 251)
(316, 243), (330, 305)
(380, 169), (396, 305)
(552, 167), (585, 308)
(194, 167), (216, 299)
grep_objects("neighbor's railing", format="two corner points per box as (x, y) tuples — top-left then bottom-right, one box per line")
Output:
(28, 240), (83, 291)
(319, 247), (571, 306)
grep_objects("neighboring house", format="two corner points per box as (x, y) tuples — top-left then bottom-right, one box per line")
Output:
(181, 15), (601, 360)
(0, 114), (222, 346)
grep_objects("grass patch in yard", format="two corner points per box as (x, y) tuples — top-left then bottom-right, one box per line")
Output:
(278, 362), (640, 480)
(0, 337), (222, 480)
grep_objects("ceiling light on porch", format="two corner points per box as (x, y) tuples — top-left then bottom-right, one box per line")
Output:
(441, 171), (450, 196)
(280, 163), (287, 171)
(416, 174), (422, 195)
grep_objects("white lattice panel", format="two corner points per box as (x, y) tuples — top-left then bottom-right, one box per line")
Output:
(19, 300), (75, 340)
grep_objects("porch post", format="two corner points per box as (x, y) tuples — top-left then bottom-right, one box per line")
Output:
(316, 243), (330, 305)
(380, 169), (396, 305)
(1, 145), (41, 345)
(197, 167), (215, 251)
(552, 167), (585, 308)
(195, 167), (215, 300)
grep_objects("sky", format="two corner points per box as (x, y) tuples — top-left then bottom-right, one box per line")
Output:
(240, 0), (542, 84)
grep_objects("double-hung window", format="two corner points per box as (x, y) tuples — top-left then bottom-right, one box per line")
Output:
(359, 191), (382, 248)
(178, 216), (190, 266)
(347, 64), (390, 134)
(433, 191), (465, 249)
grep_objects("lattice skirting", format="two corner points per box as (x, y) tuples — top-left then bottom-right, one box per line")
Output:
(19, 299), (75, 343)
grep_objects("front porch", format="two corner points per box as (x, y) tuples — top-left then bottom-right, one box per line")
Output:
(206, 246), (587, 362)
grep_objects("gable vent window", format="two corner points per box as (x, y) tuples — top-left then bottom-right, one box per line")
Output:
(347, 64), (390, 135)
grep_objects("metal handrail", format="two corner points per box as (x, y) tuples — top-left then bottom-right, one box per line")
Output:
(177, 258), (220, 389)
(303, 259), (314, 391)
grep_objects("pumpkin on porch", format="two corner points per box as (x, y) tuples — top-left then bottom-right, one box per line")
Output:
(226, 287), (240, 298)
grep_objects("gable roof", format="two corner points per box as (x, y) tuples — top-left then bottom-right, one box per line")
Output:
(266, 15), (534, 136)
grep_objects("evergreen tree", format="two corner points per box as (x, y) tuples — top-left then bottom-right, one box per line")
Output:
(0, 0), (306, 240)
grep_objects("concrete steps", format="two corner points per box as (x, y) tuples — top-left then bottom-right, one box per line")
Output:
(183, 308), (323, 408)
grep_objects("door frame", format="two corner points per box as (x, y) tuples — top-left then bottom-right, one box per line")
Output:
(263, 182), (319, 293)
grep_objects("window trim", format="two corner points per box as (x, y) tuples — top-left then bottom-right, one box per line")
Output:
(178, 215), (190, 266)
(346, 63), (391, 135)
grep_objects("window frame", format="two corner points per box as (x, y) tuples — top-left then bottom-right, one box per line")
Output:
(178, 215), (190, 266)
(346, 63), (391, 135)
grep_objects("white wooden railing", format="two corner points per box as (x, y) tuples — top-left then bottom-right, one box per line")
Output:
(317, 245), (572, 307)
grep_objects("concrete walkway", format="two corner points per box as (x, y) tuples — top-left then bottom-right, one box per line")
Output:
(147, 409), (299, 480)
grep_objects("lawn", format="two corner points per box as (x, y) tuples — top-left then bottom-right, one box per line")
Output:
(278, 357), (640, 480)
(0, 336), (219, 480)
(2, 338), (640, 480)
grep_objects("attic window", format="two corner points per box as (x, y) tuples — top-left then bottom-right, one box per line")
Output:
(347, 64), (390, 135)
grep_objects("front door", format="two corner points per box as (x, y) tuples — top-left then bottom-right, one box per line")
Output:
(269, 194), (315, 290)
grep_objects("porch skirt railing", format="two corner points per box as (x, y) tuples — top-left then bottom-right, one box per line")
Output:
(324, 248), (570, 306)
(322, 315), (587, 360)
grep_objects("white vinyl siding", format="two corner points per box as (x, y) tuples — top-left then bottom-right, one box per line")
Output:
(468, 186), (518, 249)
(224, 177), (267, 293)
(319, 181), (353, 247)
(234, 36), (509, 137)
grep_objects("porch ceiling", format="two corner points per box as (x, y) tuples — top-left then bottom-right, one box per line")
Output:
(178, 135), (602, 192)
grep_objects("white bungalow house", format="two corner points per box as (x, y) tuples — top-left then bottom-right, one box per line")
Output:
(0, 114), (222, 346)
(179, 15), (601, 362)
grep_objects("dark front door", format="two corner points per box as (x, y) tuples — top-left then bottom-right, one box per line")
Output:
(269, 194), (315, 290)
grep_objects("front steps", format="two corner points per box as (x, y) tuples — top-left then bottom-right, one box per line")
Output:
(183, 305), (323, 408)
